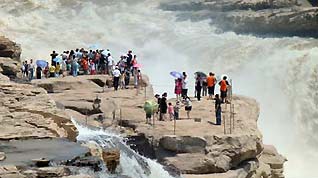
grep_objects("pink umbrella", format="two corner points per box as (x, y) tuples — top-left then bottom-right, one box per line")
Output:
(133, 63), (142, 68)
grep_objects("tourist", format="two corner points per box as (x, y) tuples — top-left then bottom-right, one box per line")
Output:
(133, 67), (138, 88)
(49, 65), (55, 78)
(124, 68), (130, 88)
(94, 50), (101, 72)
(202, 80), (207, 97)
(90, 60), (96, 75)
(107, 53), (114, 75)
(159, 93), (168, 121)
(36, 65), (42, 79)
(154, 94), (161, 120)
(82, 58), (89, 75)
(21, 61), (25, 77)
(28, 59), (35, 81)
(195, 74), (203, 101)
(50, 51), (58, 66)
(136, 69), (142, 95)
(174, 78), (182, 101)
(127, 50), (133, 72)
(112, 66), (121, 91)
(206, 72), (216, 100)
(219, 76), (230, 103)
(24, 60), (29, 78)
(120, 71), (126, 89)
(215, 94), (222, 125)
(168, 102), (174, 121)
(55, 62), (61, 77)
(131, 55), (137, 67)
(174, 101), (180, 120)
(185, 97), (192, 119)
(72, 56), (78, 77)
(182, 72), (188, 99)
(61, 59), (67, 77)
(43, 62), (49, 78)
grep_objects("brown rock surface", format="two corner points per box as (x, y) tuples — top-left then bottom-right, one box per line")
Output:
(0, 73), (77, 141)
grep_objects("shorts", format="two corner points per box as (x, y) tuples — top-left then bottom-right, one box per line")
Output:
(185, 106), (192, 111)
(221, 90), (227, 98)
(208, 86), (215, 95)
(146, 113), (152, 119)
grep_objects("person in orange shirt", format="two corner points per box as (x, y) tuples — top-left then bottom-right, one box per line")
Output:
(206, 72), (216, 100)
(219, 76), (230, 103)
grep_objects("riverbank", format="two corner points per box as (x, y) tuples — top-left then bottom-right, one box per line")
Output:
(0, 36), (287, 178)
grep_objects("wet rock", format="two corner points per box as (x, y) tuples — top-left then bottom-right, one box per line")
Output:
(70, 156), (102, 172)
(32, 158), (50, 167)
(0, 139), (89, 167)
(102, 150), (120, 173)
(159, 135), (207, 153)
(36, 167), (71, 177)
(259, 145), (287, 178)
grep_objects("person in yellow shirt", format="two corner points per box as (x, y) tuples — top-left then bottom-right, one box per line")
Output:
(49, 65), (56, 78)
(55, 62), (61, 77)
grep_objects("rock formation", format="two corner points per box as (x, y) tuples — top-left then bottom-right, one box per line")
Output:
(160, 0), (318, 37)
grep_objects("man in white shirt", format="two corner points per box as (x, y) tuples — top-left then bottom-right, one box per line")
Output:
(107, 54), (114, 75)
(112, 66), (121, 91)
(182, 72), (188, 99)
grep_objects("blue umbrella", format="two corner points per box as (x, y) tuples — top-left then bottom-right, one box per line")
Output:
(170, 71), (183, 79)
(53, 57), (62, 63)
(36, 60), (47, 68)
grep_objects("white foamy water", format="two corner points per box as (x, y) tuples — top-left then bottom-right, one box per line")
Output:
(0, 0), (318, 177)
(73, 119), (176, 178)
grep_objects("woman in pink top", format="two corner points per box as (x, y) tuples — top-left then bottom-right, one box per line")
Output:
(174, 78), (182, 101)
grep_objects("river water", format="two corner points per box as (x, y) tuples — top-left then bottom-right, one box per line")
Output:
(0, 0), (317, 177)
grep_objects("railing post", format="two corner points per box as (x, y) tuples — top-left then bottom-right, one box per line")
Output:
(223, 114), (226, 134)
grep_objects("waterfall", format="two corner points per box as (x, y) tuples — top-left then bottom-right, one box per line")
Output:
(0, 0), (317, 177)
(73, 119), (177, 178)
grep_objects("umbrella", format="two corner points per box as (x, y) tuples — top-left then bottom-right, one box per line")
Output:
(53, 57), (62, 63)
(194, 71), (207, 78)
(101, 50), (110, 56)
(133, 63), (142, 68)
(144, 100), (159, 114)
(170, 71), (183, 79)
(36, 60), (47, 68)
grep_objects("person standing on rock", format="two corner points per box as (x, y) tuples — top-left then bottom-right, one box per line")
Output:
(50, 51), (58, 67)
(219, 76), (230, 103)
(215, 94), (222, 125)
(112, 66), (121, 91)
(195, 74), (203, 101)
(28, 59), (35, 81)
(207, 72), (216, 100)
(24, 60), (29, 78)
(185, 97), (192, 119)
(36, 65), (42, 79)
(159, 93), (168, 121)
(181, 72), (188, 99)
(174, 78), (182, 101)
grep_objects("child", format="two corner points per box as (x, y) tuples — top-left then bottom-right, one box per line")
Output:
(90, 61), (96, 75)
(185, 97), (192, 119)
(168, 102), (174, 121)
(174, 101), (180, 120)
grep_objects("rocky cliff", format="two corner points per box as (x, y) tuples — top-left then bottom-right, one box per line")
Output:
(160, 0), (318, 37)
(0, 36), (287, 178)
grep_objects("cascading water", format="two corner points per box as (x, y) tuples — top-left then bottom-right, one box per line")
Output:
(0, 0), (318, 177)
(73, 119), (176, 178)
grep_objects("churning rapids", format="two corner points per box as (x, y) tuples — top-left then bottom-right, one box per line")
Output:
(73, 119), (175, 178)
(0, 0), (317, 177)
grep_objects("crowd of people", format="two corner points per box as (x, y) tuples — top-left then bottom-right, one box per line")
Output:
(21, 48), (143, 91)
(149, 71), (231, 126)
